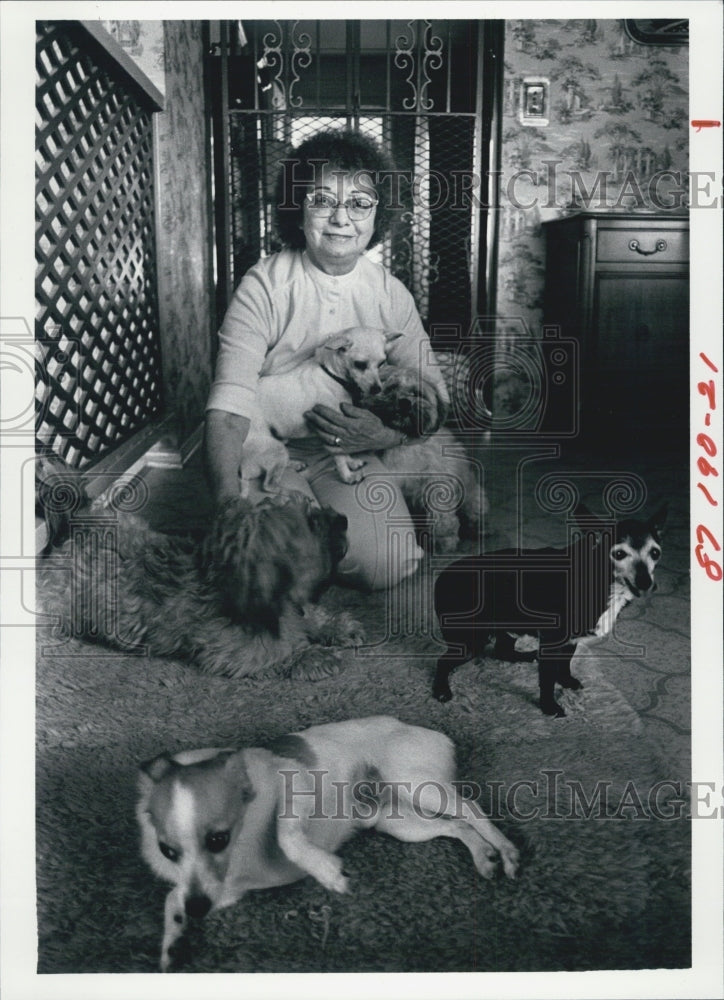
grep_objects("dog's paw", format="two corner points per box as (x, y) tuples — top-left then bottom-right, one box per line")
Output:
(306, 610), (365, 647)
(470, 844), (498, 880)
(339, 463), (367, 484)
(433, 678), (453, 703)
(161, 934), (192, 973)
(289, 647), (344, 681)
(540, 699), (566, 718)
(316, 854), (350, 895)
(499, 842), (520, 879)
(474, 838), (519, 880)
(328, 612), (366, 647)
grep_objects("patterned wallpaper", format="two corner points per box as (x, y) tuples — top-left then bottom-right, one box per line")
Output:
(103, 20), (166, 94)
(153, 22), (214, 446)
(495, 18), (689, 338)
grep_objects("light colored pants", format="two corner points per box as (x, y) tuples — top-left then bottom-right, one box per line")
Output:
(247, 438), (424, 591)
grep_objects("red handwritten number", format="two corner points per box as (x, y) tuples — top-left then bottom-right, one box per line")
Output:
(700, 352), (719, 374)
(698, 380), (716, 409)
(697, 524), (721, 552)
(697, 456), (719, 478)
(695, 525), (723, 581)
(695, 356), (721, 579)
(696, 432), (717, 457)
(696, 546), (723, 581)
(697, 482), (718, 506)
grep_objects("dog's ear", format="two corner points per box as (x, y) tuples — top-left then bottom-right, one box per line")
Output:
(222, 751), (256, 804)
(260, 458), (287, 493)
(308, 507), (347, 535)
(649, 502), (668, 538)
(202, 497), (289, 635)
(323, 333), (354, 354)
(140, 753), (176, 783)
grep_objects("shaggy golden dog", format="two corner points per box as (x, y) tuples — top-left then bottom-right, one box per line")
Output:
(36, 457), (364, 679)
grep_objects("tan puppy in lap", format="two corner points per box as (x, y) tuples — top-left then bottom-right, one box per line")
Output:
(241, 327), (401, 494)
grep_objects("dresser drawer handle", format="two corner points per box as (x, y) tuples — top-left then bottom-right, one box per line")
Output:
(628, 238), (668, 256)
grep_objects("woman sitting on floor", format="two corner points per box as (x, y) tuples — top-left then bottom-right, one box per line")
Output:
(204, 129), (447, 590)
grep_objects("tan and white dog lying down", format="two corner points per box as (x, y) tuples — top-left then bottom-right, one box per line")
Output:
(137, 716), (519, 970)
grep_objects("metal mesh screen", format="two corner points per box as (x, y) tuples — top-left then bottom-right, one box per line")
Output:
(227, 112), (475, 329)
(229, 112), (475, 324)
(35, 21), (163, 468)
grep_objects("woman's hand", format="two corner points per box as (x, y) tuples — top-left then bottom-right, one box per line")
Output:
(305, 402), (402, 454)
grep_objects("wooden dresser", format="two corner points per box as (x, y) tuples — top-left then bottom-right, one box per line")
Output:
(542, 212), (689, 448)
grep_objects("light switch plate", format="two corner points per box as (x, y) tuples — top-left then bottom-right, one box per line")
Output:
(520, 77), (549, 126)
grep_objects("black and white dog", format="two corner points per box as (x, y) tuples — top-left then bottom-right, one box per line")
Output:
(433, 504), (667, 717)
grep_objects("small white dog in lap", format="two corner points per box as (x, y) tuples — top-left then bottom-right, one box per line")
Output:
(241, 327), (401, 495)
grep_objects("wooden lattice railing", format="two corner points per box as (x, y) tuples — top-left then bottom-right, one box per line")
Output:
(35, 21), (163, 468)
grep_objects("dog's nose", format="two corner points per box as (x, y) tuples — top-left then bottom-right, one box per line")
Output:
(634, 566), (653, 593)
(185, 895), (212, 919)
(368, 384), (381, 395)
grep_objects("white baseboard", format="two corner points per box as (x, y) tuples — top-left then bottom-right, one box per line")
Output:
(36, 419), (205, 552)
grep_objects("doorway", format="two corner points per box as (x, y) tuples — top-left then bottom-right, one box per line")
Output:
(206, 19), (503, 340)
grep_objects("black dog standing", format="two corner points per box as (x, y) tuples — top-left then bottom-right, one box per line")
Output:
(433, 505), (667, 717)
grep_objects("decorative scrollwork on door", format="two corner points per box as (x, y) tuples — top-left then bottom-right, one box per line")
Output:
(289, 21), (313, 109)
(393, 20), (444, 112)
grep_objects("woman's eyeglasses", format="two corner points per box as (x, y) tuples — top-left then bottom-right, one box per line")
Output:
(304, 192), (378, 221)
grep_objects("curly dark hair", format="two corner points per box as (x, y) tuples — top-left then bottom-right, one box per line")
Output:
(274, 129), (398, 250)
